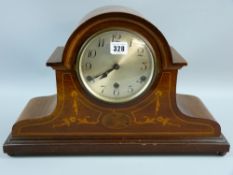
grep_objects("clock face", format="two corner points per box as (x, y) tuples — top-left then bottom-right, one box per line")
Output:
(76, 28), (159, 103)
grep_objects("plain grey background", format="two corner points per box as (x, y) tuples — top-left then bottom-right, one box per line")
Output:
(0, 0), (233, 174)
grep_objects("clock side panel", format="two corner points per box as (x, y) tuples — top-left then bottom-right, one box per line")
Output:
(11, 70), (220, 139)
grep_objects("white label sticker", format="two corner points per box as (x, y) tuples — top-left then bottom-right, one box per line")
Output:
(110, 42), (128, 55)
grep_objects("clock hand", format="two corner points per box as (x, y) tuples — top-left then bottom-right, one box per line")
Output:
(93, 63), (120, 80)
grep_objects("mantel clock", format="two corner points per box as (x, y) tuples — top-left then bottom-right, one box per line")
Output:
(3, 6), (230, 155)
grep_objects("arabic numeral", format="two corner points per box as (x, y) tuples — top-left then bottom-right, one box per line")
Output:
(85, 62), (92, 70)
(100, 85), (105, 94)
(87, 49), (96, 58)
(112, 33), (121, 41)
(140, 62), (148, 70)
(129, 40), (133, 47)
(113, 89), (120, 96)
(128, 85), (134, 93)
(137, 48), (144, 56)
(98, 38), (105, 47)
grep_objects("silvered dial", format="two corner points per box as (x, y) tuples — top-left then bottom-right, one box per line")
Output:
(76, 29), (158, 103)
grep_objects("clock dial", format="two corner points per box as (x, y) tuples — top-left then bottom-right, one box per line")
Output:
(76, 29), (159, 103)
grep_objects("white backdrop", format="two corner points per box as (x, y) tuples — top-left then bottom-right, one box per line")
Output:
(0, 0), (233, 175)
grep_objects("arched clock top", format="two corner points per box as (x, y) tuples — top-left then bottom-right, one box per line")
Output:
(47, 11), (187, 71)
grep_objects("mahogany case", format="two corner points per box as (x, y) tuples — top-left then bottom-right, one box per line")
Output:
(3, 7), (230, 155)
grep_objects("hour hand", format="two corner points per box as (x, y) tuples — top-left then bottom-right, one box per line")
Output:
(92, 63), (120, 80)
(99, 72), (108, 79)
(86, 71), (108, 82)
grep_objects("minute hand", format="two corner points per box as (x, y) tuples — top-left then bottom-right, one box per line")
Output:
(93, 63), (120, 80)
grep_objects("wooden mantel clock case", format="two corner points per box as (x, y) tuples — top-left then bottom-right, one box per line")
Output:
(4, 7), (229, 155)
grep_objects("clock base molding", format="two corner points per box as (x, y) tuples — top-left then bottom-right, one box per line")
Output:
(4, 134), (229, 156)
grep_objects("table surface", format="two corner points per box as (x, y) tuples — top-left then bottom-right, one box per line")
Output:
(0, 0), (233, 175)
